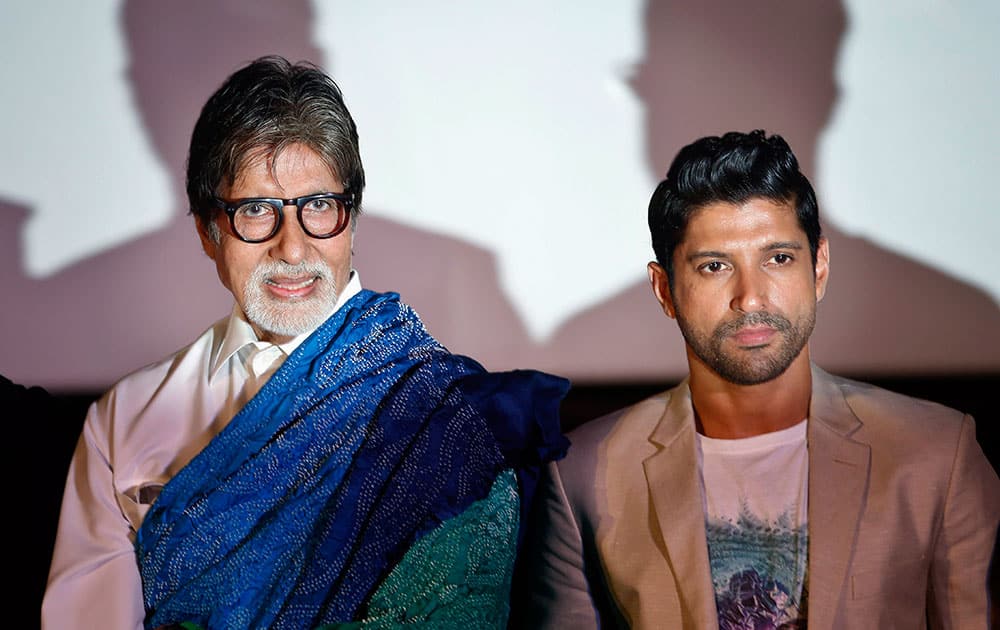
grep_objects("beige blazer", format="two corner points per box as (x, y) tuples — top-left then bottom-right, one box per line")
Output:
(519, 365), (999, 629)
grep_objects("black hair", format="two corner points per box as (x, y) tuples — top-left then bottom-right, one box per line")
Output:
(648, 130), (821, 285)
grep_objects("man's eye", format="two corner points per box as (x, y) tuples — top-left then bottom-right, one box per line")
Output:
(238, 203), (274, 218)
(304, 198), (333, 213)
(772, 253), (793, 264)
(701, 261), (726, 273)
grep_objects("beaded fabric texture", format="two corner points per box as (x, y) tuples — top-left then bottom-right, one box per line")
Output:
(320, 469), (521, 629)
(136, 290), (569, 629)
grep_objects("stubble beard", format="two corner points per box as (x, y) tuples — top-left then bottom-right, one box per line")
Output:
(243, 260), (338, 339)
(676, 308), (815, 386)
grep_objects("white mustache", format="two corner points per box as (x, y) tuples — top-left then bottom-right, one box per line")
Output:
(250, 260), (333, 287)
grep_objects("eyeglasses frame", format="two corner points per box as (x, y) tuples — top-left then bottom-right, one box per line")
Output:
(213, 192), (354, 243)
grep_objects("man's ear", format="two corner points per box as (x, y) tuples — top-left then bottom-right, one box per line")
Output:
(647, 261), (676, 319)
(814, 237), (830, 302)
(195, 216), (218, 261)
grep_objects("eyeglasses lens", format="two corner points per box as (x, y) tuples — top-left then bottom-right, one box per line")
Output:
(233, 197), (346, 241)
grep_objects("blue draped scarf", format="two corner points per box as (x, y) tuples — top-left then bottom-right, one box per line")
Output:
(136, 290), (569, 629)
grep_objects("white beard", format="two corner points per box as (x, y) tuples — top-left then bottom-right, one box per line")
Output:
(242, 260), (338, 338)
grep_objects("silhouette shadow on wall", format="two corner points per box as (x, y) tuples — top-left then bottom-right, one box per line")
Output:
(6, 0), (998, 623)
(556, 0), (1000, 379)
(2, 0), (997, 392)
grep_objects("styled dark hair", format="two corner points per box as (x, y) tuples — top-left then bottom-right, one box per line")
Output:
(186, 55), (365, 225)
(648, 130), (821, 285)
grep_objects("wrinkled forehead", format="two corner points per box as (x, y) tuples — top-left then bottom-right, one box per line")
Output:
(227, 144), (341, 194)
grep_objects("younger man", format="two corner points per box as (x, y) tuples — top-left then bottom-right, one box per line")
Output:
(522, 130), (999, 628)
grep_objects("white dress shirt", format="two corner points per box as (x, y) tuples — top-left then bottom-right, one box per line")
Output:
(41, 272), (362, 630)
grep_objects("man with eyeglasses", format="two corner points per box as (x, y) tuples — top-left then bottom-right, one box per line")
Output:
(42, 55), (570, 629)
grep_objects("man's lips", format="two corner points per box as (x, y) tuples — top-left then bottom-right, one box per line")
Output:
(730, 325), (777, 347)
(264, 275), (319, 299)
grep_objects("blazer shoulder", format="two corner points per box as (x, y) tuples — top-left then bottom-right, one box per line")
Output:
(831, 373), (968, 430)
(570, 386), (674, 436)
(818, 371), (977, 463)
(560, 385), (678, 466)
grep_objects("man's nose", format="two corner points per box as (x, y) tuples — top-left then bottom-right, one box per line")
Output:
(268, 207), (309, 264)
(730, 269), (768, 313)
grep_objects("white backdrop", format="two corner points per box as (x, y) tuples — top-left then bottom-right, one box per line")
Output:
(1, 0), (997, 390)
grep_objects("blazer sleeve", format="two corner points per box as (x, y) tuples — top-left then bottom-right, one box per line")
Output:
(926, 414), (1000, 629)
(516, 459), (601, 630)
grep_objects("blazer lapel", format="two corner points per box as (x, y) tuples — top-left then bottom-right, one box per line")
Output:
(806, 365), (871, 629)
(643, 381), (719, 629)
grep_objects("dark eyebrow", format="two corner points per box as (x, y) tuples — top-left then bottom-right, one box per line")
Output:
(763, 241), (804, 252)
(686, 250), (730, 263)
(686, 241), (804, 263)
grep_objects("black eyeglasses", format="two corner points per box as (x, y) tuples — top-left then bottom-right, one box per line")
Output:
(214, 192), (353, 243)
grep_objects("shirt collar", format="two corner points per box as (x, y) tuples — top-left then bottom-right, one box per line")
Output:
(210, 270), (362, 379)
